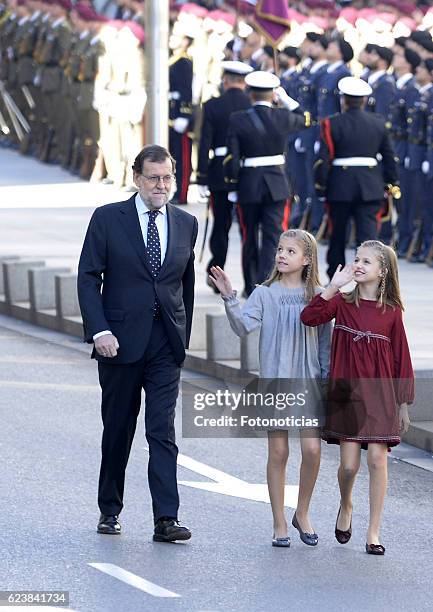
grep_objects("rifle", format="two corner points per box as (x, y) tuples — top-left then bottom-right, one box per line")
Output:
(0, 81), (30, 141)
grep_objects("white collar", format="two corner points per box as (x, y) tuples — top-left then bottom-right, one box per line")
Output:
(417, 83), (432, 95)
(42, 13), (50, 22)
(368, 70), (386, 86)
(282, 66), (297, 78)
(52, 17), (65, 28)
(310, 59), (328, 74)
(79, 30), (89, 40)
(18, 16), (29, 25)
(135, 192), (167, 215)
(30, 10), (41, 21)
(396, 73), (413, 90)
(327, 60), (343, 73)
(90, 35), (100, 45)
(253, 101), (272, 107)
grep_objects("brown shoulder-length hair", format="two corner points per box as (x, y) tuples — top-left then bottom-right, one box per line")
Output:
(343, 240), (404, 311)
(262, 229), (321, 301)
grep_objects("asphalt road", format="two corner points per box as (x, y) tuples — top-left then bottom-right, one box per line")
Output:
(1, 317), (432, 612)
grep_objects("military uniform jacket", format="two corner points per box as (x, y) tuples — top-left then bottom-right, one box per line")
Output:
(16, 14), (40, 86)
(315, 108), (397, 202)
(366, 72), (397, 119)
(425, 93), (433, 181)
(297, 61), (328, 148)
(169, 52), (193, 126)
(39, 20), (71, 93)
(406, 85), (433, 171)
(196, 88), (251, 192)
(224, 104), (308, 204)
(317, 63), (351, 119)
(387, 76), (418, 163)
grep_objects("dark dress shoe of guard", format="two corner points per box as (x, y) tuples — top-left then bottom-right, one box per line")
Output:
(97, 514), (121, 535)
(153, 517), (191, 542)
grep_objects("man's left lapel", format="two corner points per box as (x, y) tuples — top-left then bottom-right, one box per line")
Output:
(159, 204), (180, 277)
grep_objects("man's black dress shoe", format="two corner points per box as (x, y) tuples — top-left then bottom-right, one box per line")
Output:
(97, 514), (121, 535)
(153, 517), (191, 542)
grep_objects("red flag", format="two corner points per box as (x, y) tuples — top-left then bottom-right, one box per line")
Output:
(255, 0), (291, 46)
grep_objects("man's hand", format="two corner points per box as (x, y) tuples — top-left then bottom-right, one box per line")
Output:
(227, 191), (238, 203)
(94, 333), (119, 358)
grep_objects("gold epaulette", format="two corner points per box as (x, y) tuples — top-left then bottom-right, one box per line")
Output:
(304, 111), (311, 127)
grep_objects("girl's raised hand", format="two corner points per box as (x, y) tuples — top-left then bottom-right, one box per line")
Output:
(330, 264), (354, 289)
(209, 266), (234, 298)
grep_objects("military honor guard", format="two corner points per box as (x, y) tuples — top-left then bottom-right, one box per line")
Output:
(196, 60), (252, 287)
(224, 71), (311, 296)
(169, 35), (194, 205)
(314, 77), (398, 279)
(365, 46), (397, 119)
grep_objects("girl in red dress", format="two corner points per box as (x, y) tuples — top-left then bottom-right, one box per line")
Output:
(301, 240), (414, 556)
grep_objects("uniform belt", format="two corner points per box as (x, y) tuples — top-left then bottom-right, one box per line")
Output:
(214, 146), (227, 156)
(168, 91), (180, 100)
(242, 154), (285, 168)
(332, 157), (378, 167)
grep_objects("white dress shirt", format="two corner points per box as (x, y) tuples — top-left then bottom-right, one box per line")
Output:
(93, 193), (169, 341)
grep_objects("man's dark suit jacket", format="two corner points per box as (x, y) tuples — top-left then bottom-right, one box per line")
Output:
(77, 194), (198, 366)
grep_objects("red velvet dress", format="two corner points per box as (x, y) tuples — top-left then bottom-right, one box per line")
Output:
(301, 293), (414, 449)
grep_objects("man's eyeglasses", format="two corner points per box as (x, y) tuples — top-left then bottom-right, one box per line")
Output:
(141, 174), (175, 187)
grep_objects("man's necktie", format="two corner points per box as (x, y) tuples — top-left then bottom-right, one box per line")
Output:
(147, 210), (161, 317)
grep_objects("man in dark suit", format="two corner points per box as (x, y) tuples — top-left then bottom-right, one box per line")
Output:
(224, 70), (311, 295)
(77, 144), (198, 542)
(196, 60), (252, 286)
(314, 77), (398, 279)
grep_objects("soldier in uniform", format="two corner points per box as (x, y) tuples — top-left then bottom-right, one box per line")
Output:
(224, 71), (311, 296)
(366, 46), (397, 119)
(169, 34), (194, 205)
(75, 11), (105, 179)
(388, 47), (420, 252)
(314, 77), (398, 279)
(37, 0), (71, 162)
(196, 60), (252, 287)
(292, 34), (329, 233)
(403, 59), (433, 262)
(318, 37), (353, 120)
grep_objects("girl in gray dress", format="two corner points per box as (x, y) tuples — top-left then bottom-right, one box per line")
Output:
(209, 229), (331, 548)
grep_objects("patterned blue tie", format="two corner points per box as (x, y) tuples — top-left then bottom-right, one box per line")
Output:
(147, 210), (161, 317)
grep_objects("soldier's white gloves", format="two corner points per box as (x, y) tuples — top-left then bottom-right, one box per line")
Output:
(422, 160), (430, 175)
(314, 140), (321, 155)
(228, 191), (238, 203)
(294, 137), (306, 153)
(198, 185), (209, 200)
(274, 87), (299, 111)
(173, 117), (189, 134)
(404, 156), (410, 170)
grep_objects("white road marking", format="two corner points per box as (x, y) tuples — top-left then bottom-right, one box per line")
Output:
(144, 448), (299, 508)
(88, 563), (181, 598)
(0, 608), (77, 611)
(0, 380), (99, 391)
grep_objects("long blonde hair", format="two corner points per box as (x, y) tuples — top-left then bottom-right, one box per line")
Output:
(262, 229), (320, 301)
(343, 240), (404, 311)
